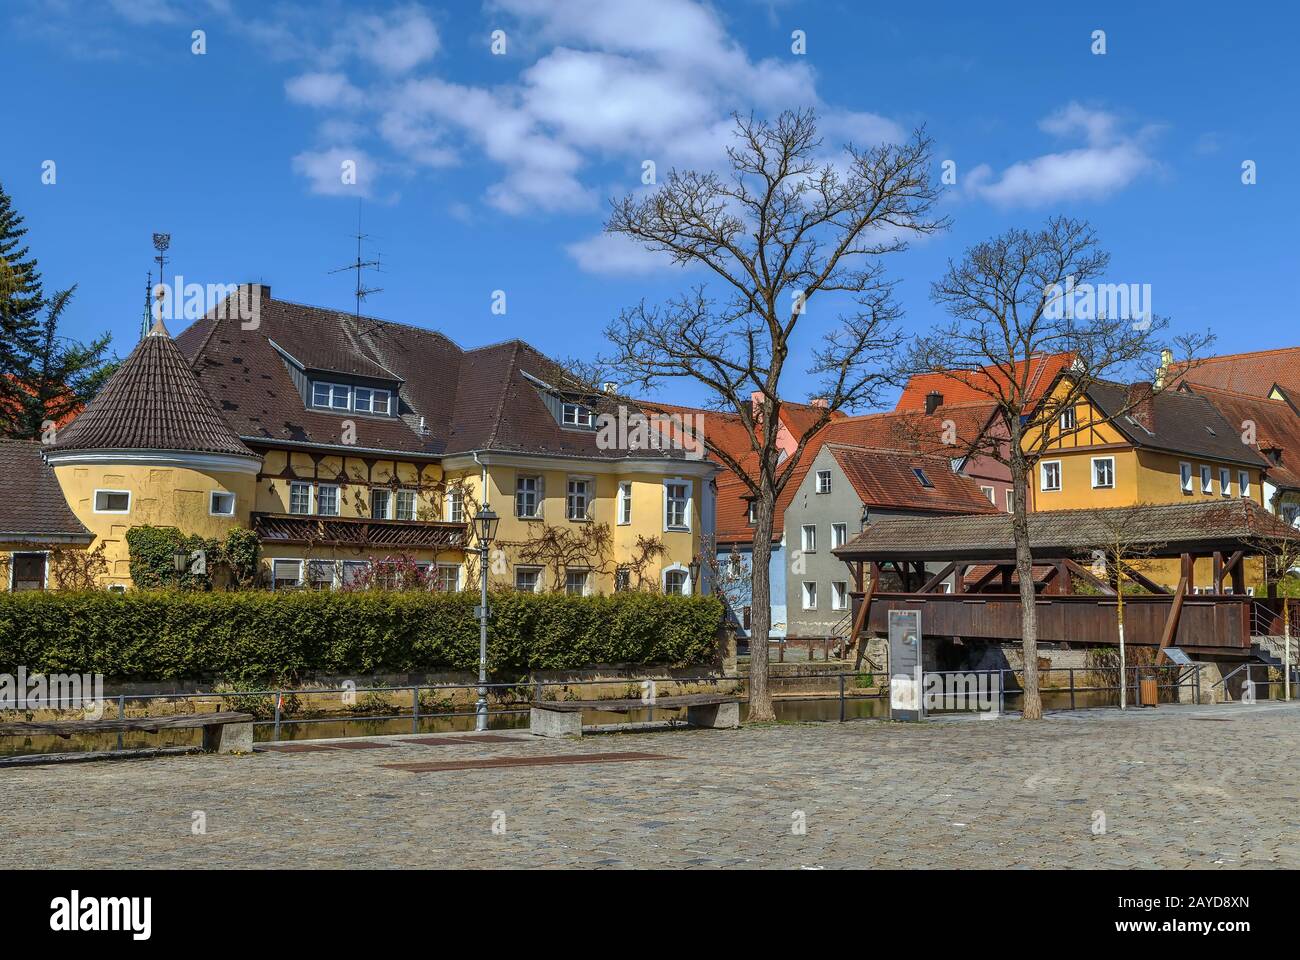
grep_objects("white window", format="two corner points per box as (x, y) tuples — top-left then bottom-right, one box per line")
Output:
(832, 581), (848, 610)
(272, 559), (303, 591)
(565, 568), (590, 596)
(316, 484), (339, 516)
(1040, 461), (1061, 492)
(566, 478), (592, 521)
(93, 489), (131, 514)
(561, 402), (594, 427)
(1059, 406), (1077, 431)
(1005, 489), (1014, 513)
(617, 481), (632, 525)
(289, 481), (312, 515)
(802, 581), (817, 610)
(801, 524), (817, 553)
(342, 560), (370, 588)
(307, 560), (337, 591)
(312, 381), (351, 410)
(435, 564), (460, 592)
(516, 475), (542, 519)
(515, 566), (542, 593)
(106, 583), (127, 594)
(664, 568), (689, 596)
(831, 522), (848, 549)
(664, 481), (690, 530)
(1219, 467), (1231, 497)
(1091, 456), (1115, 489)
(370, 488), (392, 519)
(816, 470), (832, 494)
(395, 489), (417, 521)
(353, 387), (390, 415)
(912, 467), (934, 488)
(446, 487), (464, 523)
(1238, 470), (1251, 499)
(1200, 464), (1212, 494)
(980, 485), (995, 504)
(209, 491), (236, 516)
(1180, 461), (1193, 494)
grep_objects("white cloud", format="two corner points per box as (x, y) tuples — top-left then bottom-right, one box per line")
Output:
(291, 146), (378, 197)
(565, 232), (685, 275)
(285, 71), (365, 109)
(966, 103), (1156, 206)
(353, 5), (439, 74)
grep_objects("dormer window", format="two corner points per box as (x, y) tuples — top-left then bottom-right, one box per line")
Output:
(353, 387), (390, 415)
(562, 402), (594, 427)
(312, 381), (351, 410)
(310, 380), (392, 416)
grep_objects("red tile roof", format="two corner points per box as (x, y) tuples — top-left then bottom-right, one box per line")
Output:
(1176, 346), (1300, 399)
(1182, 383), (1300, 492)
(895, 353), (1073, 411)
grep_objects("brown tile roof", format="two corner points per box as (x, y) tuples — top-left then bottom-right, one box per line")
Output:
(896, 353), (1073, 410)
(773, 401), (998, 524)
(834, 499), (1298, 563)
(828, 445), (1001, 514)
(51, 319), (257, 459)
(1087, 380), (1269, 468)
(177, 291), (693, 462)
(1176, 346), (1300, 399)
(0, 440), (92, 541)
(1181, 383), (1300, 492)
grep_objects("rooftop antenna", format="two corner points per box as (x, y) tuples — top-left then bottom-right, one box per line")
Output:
(329, 201), (383, 325)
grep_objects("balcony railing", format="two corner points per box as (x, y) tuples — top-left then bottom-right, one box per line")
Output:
(251, 512), (467, 550)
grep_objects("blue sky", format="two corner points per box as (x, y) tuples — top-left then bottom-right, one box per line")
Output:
(3, 0), (1296, 408)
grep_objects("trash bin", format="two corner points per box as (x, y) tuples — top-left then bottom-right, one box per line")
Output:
(1139, 676), (1159, 707)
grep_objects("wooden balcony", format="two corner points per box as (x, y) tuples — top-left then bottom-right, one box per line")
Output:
(251, 512), (467, 551)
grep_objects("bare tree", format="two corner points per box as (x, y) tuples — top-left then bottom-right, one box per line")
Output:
(599, 110), (946, 719)
(1084, 503), (1168, 709)
(910, 217), (1212, 719)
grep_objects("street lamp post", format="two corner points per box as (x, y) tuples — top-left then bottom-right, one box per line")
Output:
(472, 505), (500, 731)
(688, 558), (701, 596)
(172, 546), (189, 589)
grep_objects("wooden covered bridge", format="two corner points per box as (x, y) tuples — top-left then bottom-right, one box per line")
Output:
(831, 499), (1299, 665)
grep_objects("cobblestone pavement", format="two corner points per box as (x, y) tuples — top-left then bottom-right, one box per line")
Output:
(5, 701), (1298, 869)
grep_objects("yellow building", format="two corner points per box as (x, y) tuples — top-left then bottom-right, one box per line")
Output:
(1026, 375), (1271, 589)
(5, 288), (715, 594)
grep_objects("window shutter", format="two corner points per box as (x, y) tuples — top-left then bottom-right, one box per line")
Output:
(536, 475), (545, 519)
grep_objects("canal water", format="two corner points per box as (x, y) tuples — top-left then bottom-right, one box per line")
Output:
(0, 681), (1230, 759)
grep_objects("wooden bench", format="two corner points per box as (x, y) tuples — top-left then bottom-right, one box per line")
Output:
(529, 694), (741, 738)
(0, 711), (256, 755)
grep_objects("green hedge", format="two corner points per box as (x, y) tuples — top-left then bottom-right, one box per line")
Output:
(0, 590), (724, 685)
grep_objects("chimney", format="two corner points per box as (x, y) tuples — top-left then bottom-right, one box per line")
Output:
(1127, 382), (1155, 432)
(1153, 347), (1173, 390)
(810, 397), (828, 408)
(924, 390), (943, 415)
(601, 381), (618, 395)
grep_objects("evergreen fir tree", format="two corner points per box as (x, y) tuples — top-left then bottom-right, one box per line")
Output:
(8, 286), (117, 440)
(0, 181), (45, 429)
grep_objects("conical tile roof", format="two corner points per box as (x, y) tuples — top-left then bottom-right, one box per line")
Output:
(51, 317), (257, 459)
